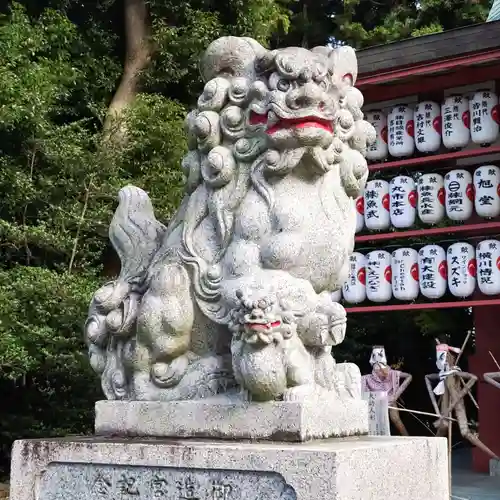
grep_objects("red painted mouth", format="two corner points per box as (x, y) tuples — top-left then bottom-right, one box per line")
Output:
(248, 111), (333, 135)
(245, 320), (281, 330)
(249, 111), (268, 126)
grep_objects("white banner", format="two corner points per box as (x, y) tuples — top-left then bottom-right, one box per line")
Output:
(362, 391), (391, 436)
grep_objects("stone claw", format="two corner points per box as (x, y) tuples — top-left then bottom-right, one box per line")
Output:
(283, 384), (317, 402)
(150, 355), (191, 388)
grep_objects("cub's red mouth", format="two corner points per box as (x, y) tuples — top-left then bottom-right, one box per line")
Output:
(249, 111), (268, 126)
(245, 320), (281, 331)
(248, 111), (333, 135)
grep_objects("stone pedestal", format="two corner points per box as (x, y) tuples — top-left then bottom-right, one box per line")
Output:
(10, 435), (449, 500)
(94, 398), (369, 441)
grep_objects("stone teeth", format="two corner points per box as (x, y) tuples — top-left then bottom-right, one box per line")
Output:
(267, 111), (279, 125)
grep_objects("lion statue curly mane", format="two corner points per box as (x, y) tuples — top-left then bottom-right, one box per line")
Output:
(84, 36), (375, 403)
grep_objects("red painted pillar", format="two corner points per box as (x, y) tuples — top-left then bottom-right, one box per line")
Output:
(470, 305), (500, 472)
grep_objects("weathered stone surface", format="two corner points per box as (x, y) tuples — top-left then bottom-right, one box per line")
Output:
(94, 397), (369, 441)
(490, 457), (500, 476)
(10, 436), (449, 500)
(40, 463), (295, 500)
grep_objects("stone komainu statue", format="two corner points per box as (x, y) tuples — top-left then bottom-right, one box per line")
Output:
(84, 37), (375, 402)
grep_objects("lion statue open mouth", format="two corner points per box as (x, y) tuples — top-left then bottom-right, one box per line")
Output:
(84, 36), (374, 403)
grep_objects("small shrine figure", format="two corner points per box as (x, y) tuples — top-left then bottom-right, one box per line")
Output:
(425, 340), (498, 459)
(361, 345), (412, 436)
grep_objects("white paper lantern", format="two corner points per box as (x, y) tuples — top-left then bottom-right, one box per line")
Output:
(388, 104), (415, 158)
(474, 165), (500, 218)
(414, 101), (441, 153)
(355, 196), (364, 233)
(417, 173), (445, 225)
(447, 242), (476, 298)
(365, 110), (388, 161)
(476, 239), (500, 296)
(442, 94), (470, 150)
(342, 252), (366, 304)
(444, 169), (474, 221)
(389, 175), (417, 229)
(391, 248), (419, 301)
(364, 180), (390, 231)
(366, 250), (392, 303)
(331, 289), (342, 302)
(469, 89), (500, 146)
(418, 245), (447, 299)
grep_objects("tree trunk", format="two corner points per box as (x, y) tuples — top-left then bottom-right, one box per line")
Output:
(103, 0), (152, 144)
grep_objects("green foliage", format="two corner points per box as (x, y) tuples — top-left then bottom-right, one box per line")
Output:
(108, 94), (187, 219)
(335, 0), (491, 48)
(146, 1), (291, 104)
(0, 266), (102, 474)
(0, 2), (189, 474)
(0, 267), (98, 379)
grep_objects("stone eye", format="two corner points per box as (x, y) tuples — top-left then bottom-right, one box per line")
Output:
(342, 73), (353, 86)
(318, 79), (328, 90)
(257, 299), (268, 309)
(277, 79), (290, 92)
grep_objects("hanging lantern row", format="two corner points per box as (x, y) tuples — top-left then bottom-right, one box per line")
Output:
(365, 90), (500, 161)
(331, 239), (500, 305)
(356, 165), (500, 233)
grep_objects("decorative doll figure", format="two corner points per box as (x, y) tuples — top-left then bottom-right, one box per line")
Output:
(425, 340), (498, 459)
(361, 345), (412, 436)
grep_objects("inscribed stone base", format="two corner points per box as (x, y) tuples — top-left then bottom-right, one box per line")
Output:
(94, 398), (368, 441)
(9, 436), (449, 500)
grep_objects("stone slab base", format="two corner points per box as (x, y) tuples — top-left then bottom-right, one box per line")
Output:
(10, 436), (449, 500)
(95, 398), (369, 441)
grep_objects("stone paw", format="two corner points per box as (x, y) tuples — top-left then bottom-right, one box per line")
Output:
(238, 388), (252, 402)
(151, 354), (190, 388)
(322, 300), (347, 345)
(328, 320), (346, 346)
(283, 384), (318, 402)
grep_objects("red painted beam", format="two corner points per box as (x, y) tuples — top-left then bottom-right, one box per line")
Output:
(361, 62), (500, 105)
(346, 298), (500, 313)
(357, 49), (500, 87)
(355, 221), (500, 243)
(368, 146), (500, 173)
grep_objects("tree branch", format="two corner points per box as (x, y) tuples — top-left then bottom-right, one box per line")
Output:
(22, 145), (37, 265)
(103, 0), (152, 144)
(68, 181), (92, 273)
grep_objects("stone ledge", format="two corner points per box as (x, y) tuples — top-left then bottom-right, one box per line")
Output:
(94, 397), (368, 441)
(9, 436), (449, 500)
